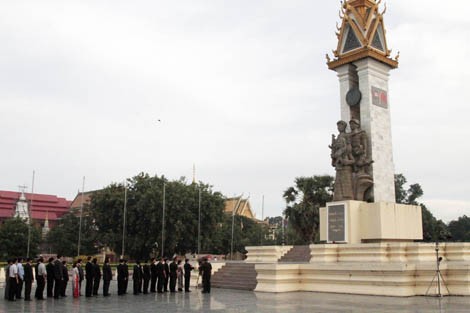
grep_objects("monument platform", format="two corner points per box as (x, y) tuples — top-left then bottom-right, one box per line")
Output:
(247, 243), (470, 297)
(320, 201), (423, 244)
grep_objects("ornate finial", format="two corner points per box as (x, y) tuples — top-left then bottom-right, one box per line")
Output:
(394, 51), (400, 61)
(381, 2), (387, 15)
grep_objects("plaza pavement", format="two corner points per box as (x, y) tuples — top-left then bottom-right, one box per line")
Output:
(1, 283), (469, 313)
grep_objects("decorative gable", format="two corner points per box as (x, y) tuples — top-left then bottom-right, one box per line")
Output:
(328, 0), (399, 70)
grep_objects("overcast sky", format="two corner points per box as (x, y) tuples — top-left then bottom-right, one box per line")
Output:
(1, 0), (469, 223)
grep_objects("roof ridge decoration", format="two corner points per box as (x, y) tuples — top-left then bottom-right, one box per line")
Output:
(327, 0), (400, 70)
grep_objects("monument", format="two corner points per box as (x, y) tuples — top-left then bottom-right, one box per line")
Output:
(245, 0), (470, 297)
(320, 0), (422, 244)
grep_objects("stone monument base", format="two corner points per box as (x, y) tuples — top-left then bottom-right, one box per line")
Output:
(251, 243), (470, 296)
(320, 201), (423, 244)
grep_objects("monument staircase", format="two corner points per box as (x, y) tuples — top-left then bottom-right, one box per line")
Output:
(278, 245), (311, 263)
(211, 262), (258, 291)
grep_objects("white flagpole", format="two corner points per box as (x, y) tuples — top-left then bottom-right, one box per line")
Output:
(121, 180), (128, 259)
(77, 176), (85, 256)
(26, 170), (35, 258)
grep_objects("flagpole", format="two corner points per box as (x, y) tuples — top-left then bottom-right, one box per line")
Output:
(26, 170), (35, 258)
(161, 182), (166, 257)
(77, 176), (85, 256)
(230, 194), (243, 261)
(121, 181), (128, 259)
(197, 185), (201, 257)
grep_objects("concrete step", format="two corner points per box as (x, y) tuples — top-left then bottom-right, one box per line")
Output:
(210, 262), (257, 291)
(278, 245), (311, 263)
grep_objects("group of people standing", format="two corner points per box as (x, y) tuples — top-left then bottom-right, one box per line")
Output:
(4, 255), (213, 302)
(117, 257), (198, 295)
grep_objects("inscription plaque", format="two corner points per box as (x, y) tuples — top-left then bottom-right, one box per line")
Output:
(327, 204), (346, 242)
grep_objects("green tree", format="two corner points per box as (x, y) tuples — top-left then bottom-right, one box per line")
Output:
(90, 173), (226, 260)
(0, 218), (42, 259)
(448, 215), (470, 242)
(46, 213), (99, 257)
(394, 174), (450, 242)
(283, 175), (334, 244)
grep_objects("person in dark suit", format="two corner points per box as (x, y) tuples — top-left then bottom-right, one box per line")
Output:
(53, 255), (64, 299)
(156, 258), (165, 293)
(46, 257), (54, 298)
(77, 259), (84, 296)
(169, 257), (178, 292)
(183, 259), (194, 292)
(102, 257), (112, 297)
(92, 258), (101, 296)
(200, 258), (212, 294)
(163, 258), (169, 292)
(117, 259), (126, 295)
(133, 261), (142, 295)
(85, 257), (94, 297)
(150, 258), (157, 293)
(35, 257), (46, 300)
(142, 260), (151, 294)
(23, 258), (34, 301)
(61, 261), (69, 297)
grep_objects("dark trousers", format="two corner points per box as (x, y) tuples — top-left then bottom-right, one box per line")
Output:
(169, 275), (177, 292)
(8, 278), (17, 301)
(103, 280), (111, 296)
(202, 276), (211, 293)
(150, 276), (157, 292)
(124, 278), (128, 294)
(54, 279), (62, 298)
(47, 278), (54, 297)
(61, 280), (68, 297)
(184, 275), (191, 291)
(16, 278), (23, 299)
(35, 276), (45, 299)
(164, 276), (169, 292)
(143, 278), (150, 294)
(133, 279), (141, 294)
(117, 278), (125, 295)
(93, 278), (100, 295)
(24, 280), (32, 300)
(157, 276), (164, 293)
(85, 279), (93, 297)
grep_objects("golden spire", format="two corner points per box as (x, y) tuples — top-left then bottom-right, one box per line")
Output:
(327, 0), (398, 70)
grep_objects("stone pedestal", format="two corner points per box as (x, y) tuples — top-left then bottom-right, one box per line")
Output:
(319, 200), (423, 244)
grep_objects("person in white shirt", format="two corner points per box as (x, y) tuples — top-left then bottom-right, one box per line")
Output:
(35, 257), (46, 300)
(8, 258), (19, 301)
(16, 258), (24, 299)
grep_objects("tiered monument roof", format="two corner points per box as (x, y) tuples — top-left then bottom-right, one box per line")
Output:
(327, 0), (399, 70)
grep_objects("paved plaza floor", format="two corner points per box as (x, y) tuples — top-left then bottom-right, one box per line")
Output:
(1, 284), (469, 313)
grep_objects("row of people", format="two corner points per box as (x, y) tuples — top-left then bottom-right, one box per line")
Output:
(4, 255), (212, 301)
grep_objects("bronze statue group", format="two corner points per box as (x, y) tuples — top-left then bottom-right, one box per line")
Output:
(4, 255), (213, 302)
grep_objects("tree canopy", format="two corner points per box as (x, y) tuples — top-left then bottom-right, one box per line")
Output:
(0, 217), (42, 259)
(283, 175), (334, 244)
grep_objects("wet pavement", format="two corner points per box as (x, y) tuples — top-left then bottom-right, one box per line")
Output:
(1, 283), (469, 312)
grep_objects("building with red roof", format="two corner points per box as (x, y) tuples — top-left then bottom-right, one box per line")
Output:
(0, 190), (72, 228)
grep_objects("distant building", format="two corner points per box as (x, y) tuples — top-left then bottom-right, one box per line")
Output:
(0, 190), (72, 230)
(69, 190), (96, 214)
(224, 197), (258, 220)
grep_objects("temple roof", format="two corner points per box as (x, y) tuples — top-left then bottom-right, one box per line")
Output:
(327, 0), (399, 70)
